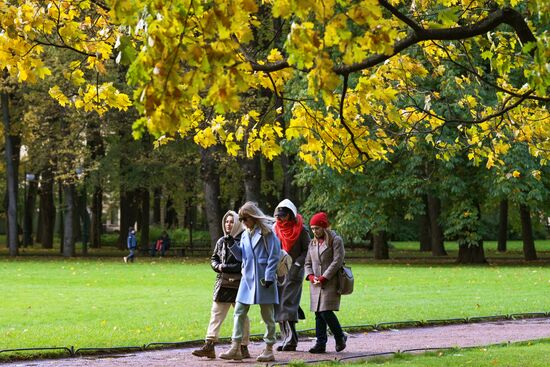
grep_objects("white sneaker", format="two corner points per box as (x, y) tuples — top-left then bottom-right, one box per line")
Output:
(123, 257), (127, 263)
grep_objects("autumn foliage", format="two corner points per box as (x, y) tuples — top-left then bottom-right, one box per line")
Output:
(1, 0), (548, 171)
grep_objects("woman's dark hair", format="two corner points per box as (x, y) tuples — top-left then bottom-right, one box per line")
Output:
(275, 206), (295, 220)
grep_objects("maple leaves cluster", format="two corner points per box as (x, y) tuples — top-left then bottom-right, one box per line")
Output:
(0, 0), (131, 114)
(1, 0), (548, 171)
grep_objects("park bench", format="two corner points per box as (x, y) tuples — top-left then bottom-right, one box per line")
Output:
(167, 242), (212, 257)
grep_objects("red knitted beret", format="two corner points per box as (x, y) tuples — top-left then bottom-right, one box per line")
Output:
(310, 212), (329, 228)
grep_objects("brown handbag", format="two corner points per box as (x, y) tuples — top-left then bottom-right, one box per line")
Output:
(220, 273), (242, 289)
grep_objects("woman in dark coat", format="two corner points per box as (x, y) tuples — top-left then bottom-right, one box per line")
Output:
(273, 199), (310, 351)
(304, 212), (347, 354)
(192, 210), (250, 359)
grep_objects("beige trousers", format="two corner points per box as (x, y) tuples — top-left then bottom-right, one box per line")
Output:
(206, 301), (250, 345)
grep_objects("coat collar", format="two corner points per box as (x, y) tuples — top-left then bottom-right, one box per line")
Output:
(317, 240), (328, 255)
(313, 229), (333, 255)
(312, 237), (329, 255)
(249, 228), (262, 248)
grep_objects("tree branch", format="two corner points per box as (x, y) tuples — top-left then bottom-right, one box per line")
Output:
(410, 90), (534, 127)
(336, 7), (536, 74)
(339, 74), (370, 160)
(249, 7), (537, 75)
(378, 0), (423, 32)
(432, 41), (549, 102)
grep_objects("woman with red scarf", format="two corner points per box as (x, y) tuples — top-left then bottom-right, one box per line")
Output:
(273, 199), (311, 352)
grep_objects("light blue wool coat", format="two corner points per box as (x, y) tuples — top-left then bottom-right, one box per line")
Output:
(230, 227), (281, 305)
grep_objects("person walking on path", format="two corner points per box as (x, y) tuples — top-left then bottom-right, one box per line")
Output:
(124, 227), (137, 263)
(305, 212), (347, 354)
(220, 202), (281, 363)
(192, 211), (251, 359)
(273, 199), (310, 352)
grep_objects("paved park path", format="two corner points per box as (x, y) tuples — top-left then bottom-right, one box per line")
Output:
(3, 318), (550, 367)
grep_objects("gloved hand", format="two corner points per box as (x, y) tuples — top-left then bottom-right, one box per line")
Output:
(317, 276), (327, 285)
(306, 274), (316, 284)
(261, 279), (273, 288)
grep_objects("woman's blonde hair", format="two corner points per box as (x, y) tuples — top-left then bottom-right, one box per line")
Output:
(238, 201), (274, 235)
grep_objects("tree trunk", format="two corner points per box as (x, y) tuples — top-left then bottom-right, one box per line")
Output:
(118, 188), (137, 249)
(364, 231), (374, 251)
(23, 177), (38, 247)
(73, 187), (82, 244)
(456, 241), (487, 264)
(427, 194), (446, 256)
(497, 199), (508, 252)
(62, 183), (76, 257)
(373, 230), (389, 259)
(58, 180), (64, 253)
(201, 147), (222, 248)
(78, 186), (90, 255)
(165, 197), (178, 229)
(153, 187), (161, 224)
(519, 204), (537, 261)
(38, 167), (55, 249)
(263, 159), (277, 214)
(241, 155), (261, 204)
(419, 195), (431, 251)
(87, 115), (104, 249)
(90, 186), (102, 248)
(139, 188), (150, 251)
(2, 82), (19, 256)
(456, 201), (487, 264)
(281, 151), (298, 206)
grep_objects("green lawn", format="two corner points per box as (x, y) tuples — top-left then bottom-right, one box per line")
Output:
(1, 258), (549, 358)
(294, 339), (550, 366)
(389, 239), (550, 254)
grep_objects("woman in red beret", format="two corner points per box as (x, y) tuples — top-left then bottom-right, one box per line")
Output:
(304, 212), (347, 353)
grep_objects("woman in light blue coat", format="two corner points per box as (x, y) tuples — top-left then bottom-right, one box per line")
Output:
(220, 201), (281, 363)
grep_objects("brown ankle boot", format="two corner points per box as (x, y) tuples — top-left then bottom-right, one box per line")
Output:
(240, 344), (250, 359)
(192, 340), (216, 358)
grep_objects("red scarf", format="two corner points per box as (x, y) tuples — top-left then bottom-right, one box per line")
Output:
(275, 214), (303, 252)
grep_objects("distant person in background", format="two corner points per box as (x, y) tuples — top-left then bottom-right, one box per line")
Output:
(304, 212), (347, 354)
(124, 227), (137, 263)
(220, 202), (281, 363)
(192, 210), (251, 359)
(154, 231), (171, 257)
(273, 199), (310, 352)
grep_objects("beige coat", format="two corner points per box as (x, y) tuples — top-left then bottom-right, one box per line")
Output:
(304, 230), (345, 312)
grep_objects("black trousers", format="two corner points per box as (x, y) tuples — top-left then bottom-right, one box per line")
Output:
(314, 311), (344, 345)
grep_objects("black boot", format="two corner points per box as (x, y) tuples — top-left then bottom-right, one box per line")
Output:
(277, 321), (289, 351)
(309, 343), (326, 354)
(335, 334), (347, 352)
(277, 321), (298, 351)
(285, 321), (298, 351)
